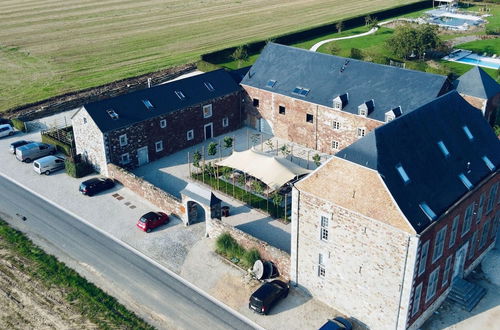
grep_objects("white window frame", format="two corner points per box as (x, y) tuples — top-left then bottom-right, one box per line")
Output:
(385, 113), (395, 122)
(332, 141), (339, 150)
(120, 153), (130, 164)
(332, 121), (340, 130)
(160, 119), (167, 128)
(155, 140), (163, 152)
(318, 253), (326, 278)
(222, 117), (229, 128)
(487, 183), (498, 213)
(442, 255), (452, 288)
(320, 215), (329, 242)
(432, 226), (447, 263)
(418, 241), (429, 276)
(411, 283), (423, 317)
(187, 130), (194, 141)
(357, 128), (365, 138)
(203, 104), (213, 118)
(479, 220), (490, 249)
(119, 134), (128, 147)
(449, 215), (459, 248)
(425, 266), (440, 302)
(462, 203), (474, 237)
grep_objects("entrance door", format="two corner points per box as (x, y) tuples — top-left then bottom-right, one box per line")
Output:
(453, 242), (469, 279)
(204, 123), (213, 140)
(259, 118), (273, 135)
(137, 146), (149, 166)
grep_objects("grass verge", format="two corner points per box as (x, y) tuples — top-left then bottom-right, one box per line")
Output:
(215, 232), (260, 269)
(0, 218), (153, 330)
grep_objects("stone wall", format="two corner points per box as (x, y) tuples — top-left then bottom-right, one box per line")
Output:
(5, 64), (195, 120)
(206, 217), (291, 280)
(107, 164), (184, 218)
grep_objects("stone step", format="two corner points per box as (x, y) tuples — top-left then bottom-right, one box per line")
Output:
(447, 278), (487, 312)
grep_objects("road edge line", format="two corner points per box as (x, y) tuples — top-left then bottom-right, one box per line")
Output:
(0, 173), (263, 330)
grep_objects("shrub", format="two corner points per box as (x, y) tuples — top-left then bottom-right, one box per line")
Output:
(223, 136), (233, 149)
(207, 142), (218, 156)
(350, 48), (363, 60)
(216, 232), (238, 256)
(65, 157), (94, 178)
(243, 248), (260, 268)
(215, 233), (261, 269)
(192, 151), (202, 168)
(41, 134), (73, 156)
(11, 118), (26, 132)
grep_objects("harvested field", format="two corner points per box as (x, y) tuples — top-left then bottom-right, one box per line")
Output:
(0, 0), (421, 112)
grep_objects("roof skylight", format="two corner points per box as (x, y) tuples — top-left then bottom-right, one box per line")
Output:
(458, 173), (473, 190)
(462, 126), (473, 141)
(292, 87), (310, 96)
(482, 156), (495, 171)
(419, 202), (437, 221)
(437, 141), (450, 158)
(175, 90), (186, 100)
(142, 99), (154, 110)
(395, 164), (410, 184)
(204, 82), (215, 91)
(266, 80), (277, 88)
(106, 109), (119, 120)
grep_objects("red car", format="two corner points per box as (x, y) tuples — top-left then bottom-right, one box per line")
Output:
(137, 212), (169, 233)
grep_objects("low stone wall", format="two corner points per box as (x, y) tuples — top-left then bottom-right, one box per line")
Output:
(207, 217), (291, 280)
(107, 163), (184, 218)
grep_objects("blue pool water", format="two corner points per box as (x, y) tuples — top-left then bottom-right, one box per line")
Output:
(430, 16), (479, 27)
(456, 56), (500, 70)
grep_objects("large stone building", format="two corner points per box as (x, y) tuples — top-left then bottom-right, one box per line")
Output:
(72, 69), (242, 175)
(454, 66), (500, 126)
(240, 43), (451, 152)
(290, 91), (500, 329)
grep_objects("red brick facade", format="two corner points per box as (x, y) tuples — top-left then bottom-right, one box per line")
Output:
(407, 172), (500, 327)
(242, 85), (383, 153)
(106, 91), (241, 168)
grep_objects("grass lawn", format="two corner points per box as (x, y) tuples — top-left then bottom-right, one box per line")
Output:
(456, 38), (500, 56)
(0, 0), (423, 112)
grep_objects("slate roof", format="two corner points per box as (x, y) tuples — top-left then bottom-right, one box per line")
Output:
(454, 66), (500, 100)
(83, 69), (240, 133)
(241, 43), (449, 122)
(336, 91), (500, 234)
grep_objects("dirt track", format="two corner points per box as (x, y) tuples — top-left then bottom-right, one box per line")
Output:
(0, 241), (98, 330)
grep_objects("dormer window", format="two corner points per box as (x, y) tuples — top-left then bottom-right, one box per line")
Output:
(106, 109), (119, 120)
(358, 107), (367, 117)
(385, 113), (395, 122)
(419, 202), (437, 221)
(463, 126), (473, 141)
(482, 155), (495, 171)
(384, 106), (401, 122)
(142, 99), (154, 110)
(458, 173), (473, 190)
(437, 141), (450, 158)
(358, 100), (374, 117)
(333, 94), (348, 110)
(266, 80), (277, 88)
(204, 82), (215, 91)
(175, 90), (186, 100)
(396, 163), (410, 184)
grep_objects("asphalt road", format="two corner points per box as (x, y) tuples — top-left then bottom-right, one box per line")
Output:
(0, 174), (256, 330)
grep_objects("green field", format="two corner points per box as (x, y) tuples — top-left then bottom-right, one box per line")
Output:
(0, 0), (422, 112)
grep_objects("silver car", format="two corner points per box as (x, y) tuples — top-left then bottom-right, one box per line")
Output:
(16, 142), (56, 163)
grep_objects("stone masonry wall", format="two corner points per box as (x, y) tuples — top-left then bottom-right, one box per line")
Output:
(107, 164), (184, 218)
(291, 189), (412, 330)
(206, 217), (291, 280)
(242, 85), (383, 153)
(72, 107), (108, 175)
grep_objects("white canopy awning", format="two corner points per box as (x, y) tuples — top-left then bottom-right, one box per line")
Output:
(216, 149), (311, 190)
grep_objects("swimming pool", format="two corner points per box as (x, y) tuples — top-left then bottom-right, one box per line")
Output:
(454, 54), (500, 70)
(429, 16), (481, 28)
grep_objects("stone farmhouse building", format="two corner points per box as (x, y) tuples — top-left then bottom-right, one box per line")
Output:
(454, 66), (500, 126)
(240, 43), (452, 153)
(72, 69), (242, 175)
(290, 91), (500, 330)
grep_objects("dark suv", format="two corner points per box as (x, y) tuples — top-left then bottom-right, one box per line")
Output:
(79, 177), (115, 196)
(249, 280), (289, 315)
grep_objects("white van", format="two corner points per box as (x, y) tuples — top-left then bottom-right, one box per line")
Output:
(0, 124), (14, 138)
(33, 155), (65, 175)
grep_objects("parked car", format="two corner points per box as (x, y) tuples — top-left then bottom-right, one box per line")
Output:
(136, 212), (169, 233)
(248, 280), (289, 315)
(0, 117), (11, 125)
(15, 142), (56, 162)
(0, 124), (14, 138)
(319, 317), (353, 330)
(33, 155), (65, 175)
(9, 140), (33, 154)
(79, 177), (115, 196)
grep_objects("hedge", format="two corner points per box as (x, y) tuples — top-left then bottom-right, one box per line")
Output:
(65, 158), (94, 178)
(10, 118), (27, 132)
(41, 134), (73, 156)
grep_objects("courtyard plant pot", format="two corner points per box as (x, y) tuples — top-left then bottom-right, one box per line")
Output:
(221, 206), (230, 217)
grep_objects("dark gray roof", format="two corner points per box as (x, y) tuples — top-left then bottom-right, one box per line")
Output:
(241, 43), (449, 122)
(336, 91), (500, 233)
(454, 66), (500, 100)
(83, 69), (240, 133)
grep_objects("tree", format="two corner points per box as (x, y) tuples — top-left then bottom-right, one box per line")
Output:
(207, 142), (218, 156)
(336, 21), (344, 33)
(312, 154), (321, 167)
(231, 45), (249, 68)
(364, 15), (372, 27)
(325, 42), (341, 55)
(387, 24), (441, 60)
(223, 136), (233, 149)
(193, 151), (202, 168)
(279, 144), (291, 157)
(350, 48), (363, 60)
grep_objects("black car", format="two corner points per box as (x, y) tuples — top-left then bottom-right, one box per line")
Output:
(9, 140), (32, 154)
(0, 118), (10, 125)
(79, 177), (115, 196)
(249, 280), (289, 315)
(319, 317), (353, 330)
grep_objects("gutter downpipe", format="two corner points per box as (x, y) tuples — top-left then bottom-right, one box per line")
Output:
(315, 105), (319, 150)
(395, 235), (413, 330)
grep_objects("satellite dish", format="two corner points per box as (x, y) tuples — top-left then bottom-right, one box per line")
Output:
(253, 260), (264, 280)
